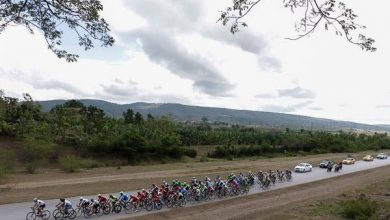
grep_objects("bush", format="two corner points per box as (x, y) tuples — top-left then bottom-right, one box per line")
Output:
(25, 162), (37, 174)
(59, 155), (100, 172)
(184, 148), (197, 158)
(199, 156), (209, 162)
(58, 155), (82, 172)
(338, 199), (378, 219)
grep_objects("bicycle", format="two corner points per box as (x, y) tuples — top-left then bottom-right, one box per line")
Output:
(53, 208), (76, 220)
(26, 207), (51, 220)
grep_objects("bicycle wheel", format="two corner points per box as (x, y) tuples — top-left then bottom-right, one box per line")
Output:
(68, 209), (77, 220)
(83, 208), (93, 218)
(146, 202), (153, 211)
(103, 205), (111, 215)
(26, 212), (36, 220)
(41, 210), (51, 220)
(75, 207), (83, 218)
(96, 207), (104, 217)
(113, 204), (122, 213)
(155, 201), (163, 210)
(53, 211), (63, 220)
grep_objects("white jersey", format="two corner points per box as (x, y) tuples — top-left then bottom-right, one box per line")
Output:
(80, 199), (89, 206)
(35, 200), (45, 206)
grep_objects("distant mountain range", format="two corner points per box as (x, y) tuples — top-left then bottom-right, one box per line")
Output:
(38, 99), (390, 132)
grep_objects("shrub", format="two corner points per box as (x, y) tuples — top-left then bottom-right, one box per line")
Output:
(25, 162), (37, 174)
(199, 156), (209, 162)
(338, 199), (378, 219)
(184, 148), (197, 158)
(58, 155), (81, 173)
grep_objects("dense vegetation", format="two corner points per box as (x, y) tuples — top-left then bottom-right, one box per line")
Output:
(39, 99), (390, 132)
(1, 92), (389, 173)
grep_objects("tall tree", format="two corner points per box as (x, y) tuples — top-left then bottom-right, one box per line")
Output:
(218, 0), (376, 52)
(123, 109), (134, 124)
(0, 0), (114, 62)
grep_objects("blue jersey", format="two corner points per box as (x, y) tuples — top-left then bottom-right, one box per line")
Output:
(119, 194), (129, 202)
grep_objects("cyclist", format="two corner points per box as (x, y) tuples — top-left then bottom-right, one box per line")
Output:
(89, 198), (100, 213)
(32, 198), (45, 216)
(78, 197), (90, 209)
(56, 198), (72, 215)
(97, 194), (108, 205)
(109, 194), (119, 205)
(118, 192), (130, 204)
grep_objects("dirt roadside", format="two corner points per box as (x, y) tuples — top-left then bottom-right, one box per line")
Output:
(120, 165), (390, 220)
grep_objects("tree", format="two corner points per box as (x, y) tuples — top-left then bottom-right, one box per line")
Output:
(218, 0), (376, 52)
(134, 112), (143, 125)
(123, 109), (134, 124)
(0, 0), (114, 62)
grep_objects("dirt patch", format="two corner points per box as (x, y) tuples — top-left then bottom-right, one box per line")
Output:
(120, 165), (390, 220)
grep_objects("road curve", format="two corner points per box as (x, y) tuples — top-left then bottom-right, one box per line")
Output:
(1, 158), (389, 220)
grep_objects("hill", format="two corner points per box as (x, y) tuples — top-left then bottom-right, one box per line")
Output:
(38, 99), (390, 132)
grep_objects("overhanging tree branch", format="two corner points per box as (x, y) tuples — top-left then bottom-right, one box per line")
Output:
(218, 0), (376, 52)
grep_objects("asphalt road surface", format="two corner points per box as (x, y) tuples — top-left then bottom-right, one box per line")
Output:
(1, 158), (389, 220)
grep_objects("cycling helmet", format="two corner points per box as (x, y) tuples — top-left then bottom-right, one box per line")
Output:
(109, 195), (114, 199)
(33, 198), (38, 203)
(60, 198), (65, 202)
(90, 199), (94, 202)
(119, 191), (124, 195)
(79, 197), (83, 201)
(98, 194), (101, 197)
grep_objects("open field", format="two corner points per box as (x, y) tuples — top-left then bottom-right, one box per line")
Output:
(0, 151), (382, 204)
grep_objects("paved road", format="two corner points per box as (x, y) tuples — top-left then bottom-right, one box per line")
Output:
(1, 158), (389, 220)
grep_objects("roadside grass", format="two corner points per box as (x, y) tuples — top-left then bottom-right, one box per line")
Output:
(305, 178), (390, 220)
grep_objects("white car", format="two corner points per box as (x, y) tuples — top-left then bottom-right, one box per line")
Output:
(294, 163), (313, 173)
(376, 153), (388, 159)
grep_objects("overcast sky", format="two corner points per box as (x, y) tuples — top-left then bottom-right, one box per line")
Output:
(0, 0), (389, 124)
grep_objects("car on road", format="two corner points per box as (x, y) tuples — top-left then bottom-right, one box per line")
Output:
(363, 155), (374, 161)
(342, 157), (356, 165)
(319, 160), (335, 168)
(294, 163), (313, 173)
(376, 153), (388, 159)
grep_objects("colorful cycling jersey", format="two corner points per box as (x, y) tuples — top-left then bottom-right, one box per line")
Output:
(119, 194), (129, 202)
(98, 196), (107, 203)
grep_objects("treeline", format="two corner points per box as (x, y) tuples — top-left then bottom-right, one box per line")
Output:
(1, 91), (389, 171)
(178, 125), (390, 157)
(0, 92), (196, 172)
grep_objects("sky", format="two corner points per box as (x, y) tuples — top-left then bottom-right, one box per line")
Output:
(0, 0), (389, 125)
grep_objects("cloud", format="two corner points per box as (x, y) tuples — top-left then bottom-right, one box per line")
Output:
(96, 80), (191, 104)
(310, 107), (324, 111)
(255, 93), (277, 99)
(31, 80), (88, 96)
(124, 29), (235, 97)
(262, 100), (313, 113)
(119, 0), (279, 96)
(278, 86), (316, 99)
(376, 104), (390, 108)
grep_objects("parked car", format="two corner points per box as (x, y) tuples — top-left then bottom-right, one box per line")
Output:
(363, 155), (374, 161)
(342, 157), (356, 165)
(294, 163), (313, 173)
(376, 153), (388, 159)
(319, 160), (335, 168)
